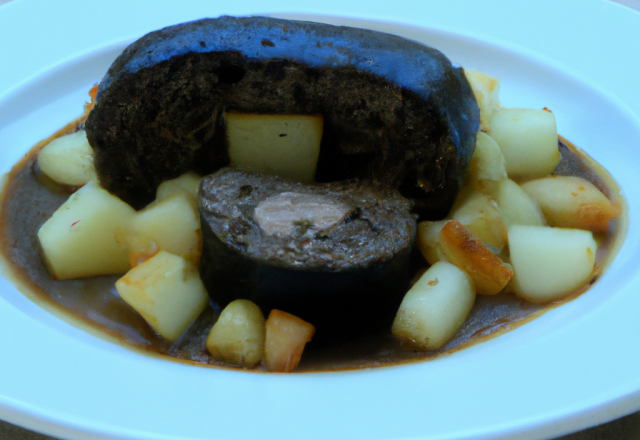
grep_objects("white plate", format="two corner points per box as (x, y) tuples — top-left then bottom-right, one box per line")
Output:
(1, 1), (640, 439)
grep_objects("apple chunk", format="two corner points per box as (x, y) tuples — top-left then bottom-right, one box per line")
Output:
(392, 261), (475, 351)
(206, 299), (266, 368)
(37, 181), (135, 279)
(115, 251), (209, 341)
(264, 310), (315, 372)
(226, 112), (323, 182)
(37, 130), (97, 186)
(508, 225), (597, 303)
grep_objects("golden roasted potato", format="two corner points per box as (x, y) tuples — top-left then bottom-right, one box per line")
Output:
(449, 186), (508, 250)
(464, 70), (502, 133)
(116, 251), (209, 341)
(207, 299), (266, 368)
(438, 220), (513, 295)
(264, 310), (315, 372)
(521, 175), (620, 233)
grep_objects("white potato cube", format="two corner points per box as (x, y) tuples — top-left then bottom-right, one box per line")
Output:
(464, 70), (502, 133)
(226, 112), (323, 182)
(116, 251), (209, 341)
(449, 187), (508, 250)
(37, 130), (96, 186)
(156, 172), (203, 200)
(416, 220), (448, 265)
(207, 299), (265, 368)
(438, 221), (513, 295)
(490, 108), (560, 179)
(481, 179), (546, 227)
(467, 132), (508, 182)
(508, 225), (597, 303)
(37, 181), (134, 279)
(392, 261), (476, 351)
(117, 192), (201, 266)
(521, 175), (620, 233)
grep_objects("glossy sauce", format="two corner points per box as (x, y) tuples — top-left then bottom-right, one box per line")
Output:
(0, 122), (624, 372)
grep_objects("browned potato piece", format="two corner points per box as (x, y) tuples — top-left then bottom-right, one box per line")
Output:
(449, 186), (508, 250)
(264, 310), (315, 373)
(206, 299), (265, 368)
(467, 132), (507, 183)
(438, 221), (513, 295)
(464, 70), (501, 133)
(416, 220), (448, 265)
(521, 176), (621, 233)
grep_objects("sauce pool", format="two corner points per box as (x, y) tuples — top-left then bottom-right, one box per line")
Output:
(0, 120), (625, 372)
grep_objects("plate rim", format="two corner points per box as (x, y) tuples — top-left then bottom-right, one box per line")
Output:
(1, 1), (640, 440)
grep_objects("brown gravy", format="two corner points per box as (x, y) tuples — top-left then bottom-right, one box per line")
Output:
(0, 122), (624, 372)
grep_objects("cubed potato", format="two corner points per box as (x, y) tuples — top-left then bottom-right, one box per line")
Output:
(264, 310), (315, 373)
(508, 225), (597, 303)
(464, 70), (502, 133)
(416, 220), (448, 265)
(467, 132), (508, 183)
(37, 181), (134, 279)
(438, 221), (513, 295)
(489, 108), (560, 180)
(226, 112), (323, 183)
(37, 130), (97, 186)
(481, 179), (546, 227)
(116, 192), (201, 266)
(521, 175), (620, 233)
(115, 251), (209, 341)
(156, 171), (203, 200)
(392, 261), (475, 351)
(449, 186), (508, 250)
(206, 299), (265, 368)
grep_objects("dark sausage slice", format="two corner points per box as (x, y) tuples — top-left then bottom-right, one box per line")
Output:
(198, 169), (417, 338)
(85, 16), (479, 217)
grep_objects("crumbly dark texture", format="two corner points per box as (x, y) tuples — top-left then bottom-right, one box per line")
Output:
(199, 169), (416, 269)
(85, 16), (479, 216)
(198, 169), (417, 336)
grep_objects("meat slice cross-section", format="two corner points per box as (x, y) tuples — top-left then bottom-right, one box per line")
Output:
(253, 192), (352, 239)
(198, 169), (417, 338)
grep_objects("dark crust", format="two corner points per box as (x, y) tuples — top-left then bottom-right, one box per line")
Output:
(198, 169), (417, 334)
(85, 16), (479, 216)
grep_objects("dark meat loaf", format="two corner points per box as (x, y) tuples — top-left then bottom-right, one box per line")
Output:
(85, 16), (479, 217)
(199, 169), (417, 337)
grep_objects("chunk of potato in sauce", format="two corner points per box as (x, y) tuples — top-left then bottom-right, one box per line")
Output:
(0, 120), (625, 371)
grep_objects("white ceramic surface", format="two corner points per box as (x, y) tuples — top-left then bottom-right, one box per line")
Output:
(0, 1), (639, 439)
